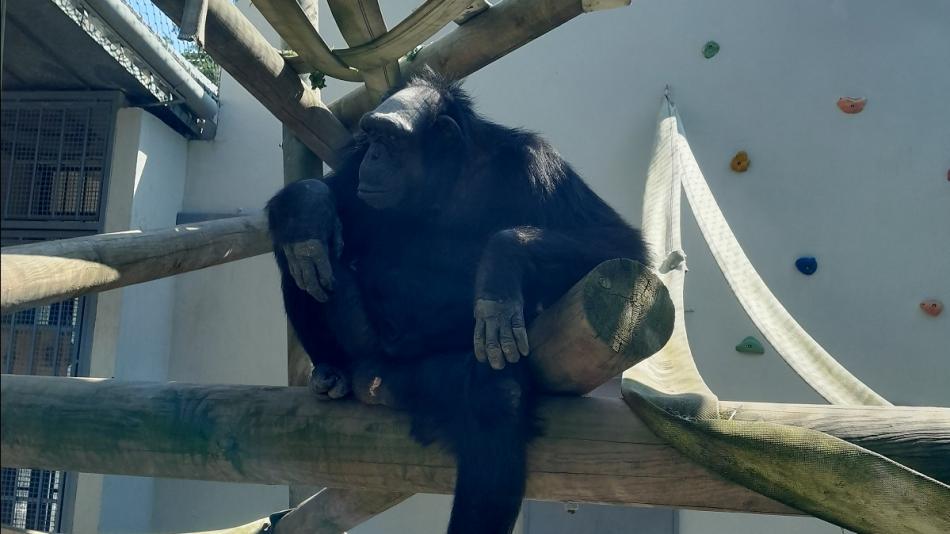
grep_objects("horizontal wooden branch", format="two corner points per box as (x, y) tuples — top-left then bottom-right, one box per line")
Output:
(0, 213), (269, 314)
(329, 0), (598, 129)
(151, 0), (351, 167)
(0, 374), (796, 514)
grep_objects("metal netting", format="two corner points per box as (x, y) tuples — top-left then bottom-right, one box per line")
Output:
(1, 100), (114, 225)
(0, 293), (86, 532)
(121, 0), (223, 85)
(0, 468), (64, 532)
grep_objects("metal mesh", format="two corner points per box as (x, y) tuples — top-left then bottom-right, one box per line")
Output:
(0, 469), (63, 532)
(1, 98), (99, 530)
(121, 0), (222, 85)
(1, 299), (85, 377)
(1, 100), (113, 225)
(0, 289), (86, 533)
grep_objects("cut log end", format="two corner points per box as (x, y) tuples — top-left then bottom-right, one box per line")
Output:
(530, 258), (674, 395)
(354, 259), (673, 403)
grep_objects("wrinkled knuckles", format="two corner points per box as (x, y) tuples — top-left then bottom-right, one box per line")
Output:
(501, 342), (520, 363)
(309, 365), (349, 400)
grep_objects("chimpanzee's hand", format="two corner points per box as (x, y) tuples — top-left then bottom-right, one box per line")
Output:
(268, 179), (344, 302)
(281, 221), (343, 303)
(473, 298), (530, 370)
(309, 362), (350, 400)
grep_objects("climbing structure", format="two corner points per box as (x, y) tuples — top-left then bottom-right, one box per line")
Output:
(1, 2), (948, 534)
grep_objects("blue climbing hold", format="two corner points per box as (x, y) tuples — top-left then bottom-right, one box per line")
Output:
(795, 256), (818, 275)
(736, 336), (765, 354)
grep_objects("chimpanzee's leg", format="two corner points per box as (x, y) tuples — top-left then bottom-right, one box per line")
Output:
(277, 254), (379, 399)
(354, 353), (536, 534)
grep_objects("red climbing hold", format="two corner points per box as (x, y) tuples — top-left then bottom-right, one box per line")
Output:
(837, 97), (867, 114)
(920, 299), (943, 317)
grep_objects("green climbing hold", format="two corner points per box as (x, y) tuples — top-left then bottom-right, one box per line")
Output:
(702, 41), (720, 59)
(735, 336), (765, 354)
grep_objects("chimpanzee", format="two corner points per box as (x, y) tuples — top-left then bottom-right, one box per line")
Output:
(266, 69), (648, 534)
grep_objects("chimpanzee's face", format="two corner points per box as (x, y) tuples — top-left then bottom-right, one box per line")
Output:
(357, 85), (462, 212)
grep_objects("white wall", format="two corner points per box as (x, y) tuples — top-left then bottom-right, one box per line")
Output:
(84, 1), (948, 533)
(319, 0), (950, 533)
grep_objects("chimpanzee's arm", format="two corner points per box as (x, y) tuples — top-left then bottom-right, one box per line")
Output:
(267, 172), (378, 399)
(473, 224), (647, 369)
(267, 179), (343, 303)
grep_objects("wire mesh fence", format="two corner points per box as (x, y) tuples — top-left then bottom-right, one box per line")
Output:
(121, 0), (222, 86)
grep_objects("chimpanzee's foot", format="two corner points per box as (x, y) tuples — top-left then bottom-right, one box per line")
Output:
(309, 363), (350, 399)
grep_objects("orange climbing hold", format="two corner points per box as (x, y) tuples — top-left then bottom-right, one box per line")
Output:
(730, 151), (750, 172)
(837, 96), (867, 114)
(920, 299), (943, 317)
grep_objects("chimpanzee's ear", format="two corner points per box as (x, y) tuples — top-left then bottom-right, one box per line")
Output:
(433, 115), (462, 145)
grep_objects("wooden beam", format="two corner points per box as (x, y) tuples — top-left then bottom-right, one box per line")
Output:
(0, 214), (270, 315)
(251, 0), (362, 82)
(329, 0), (598, 129)
(178, 0), (208, 45)
(151, 0), (351, 168)
(327, 0), (401, 102)
(721, 401), (950, 484)
(0, 374), (797, 514)
(454, 1), (490, 25)
(333, 0), (474, 70)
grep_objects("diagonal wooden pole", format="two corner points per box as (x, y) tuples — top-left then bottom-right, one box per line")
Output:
(151, 0), (352, 167)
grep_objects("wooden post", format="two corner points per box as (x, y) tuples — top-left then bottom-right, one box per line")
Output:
(0, 374), (801, 514)
(0, 214), (270, 314)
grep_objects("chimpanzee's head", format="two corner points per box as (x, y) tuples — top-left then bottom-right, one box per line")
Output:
(356, 72), (469, 212)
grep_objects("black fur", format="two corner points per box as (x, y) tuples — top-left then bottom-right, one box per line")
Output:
(267, 70), (648, 534)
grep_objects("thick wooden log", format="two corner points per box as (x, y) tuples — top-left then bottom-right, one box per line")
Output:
(721, 401), (950, 484)
(151, 0), (351, 168)
(0, 214), (270, 314)
(0, 375), (797, 514)
(531, 259), (673, 394)
(329, 0), (600, 129)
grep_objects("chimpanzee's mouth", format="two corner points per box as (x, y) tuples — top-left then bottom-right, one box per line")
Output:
(357, 187), (389, 196)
